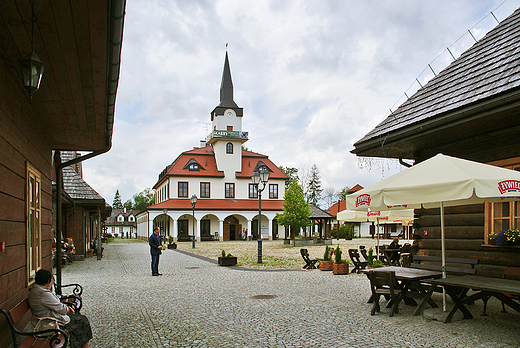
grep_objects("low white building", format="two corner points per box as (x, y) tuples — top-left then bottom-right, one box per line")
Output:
(137, 53), (287, 242)
(105, 208), (139, 238)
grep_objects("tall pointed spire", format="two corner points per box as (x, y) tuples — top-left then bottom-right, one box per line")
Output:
(219, 51), (238, 108)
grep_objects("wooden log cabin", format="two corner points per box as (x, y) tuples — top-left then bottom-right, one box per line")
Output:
(0, 1), (125, 346)
(351, 7), (520, 278)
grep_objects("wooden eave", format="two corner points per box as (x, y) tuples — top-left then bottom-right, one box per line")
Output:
(0, 0), (125, 151)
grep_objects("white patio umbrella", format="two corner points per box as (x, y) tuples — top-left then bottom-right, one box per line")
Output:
(346, 153), (520, 310)
(337, 209), (414, 259)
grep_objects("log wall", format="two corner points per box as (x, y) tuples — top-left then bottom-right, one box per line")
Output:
(413, 204), (520, 278)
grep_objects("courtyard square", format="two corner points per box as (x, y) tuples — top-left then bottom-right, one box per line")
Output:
(60, 239), (520, 347)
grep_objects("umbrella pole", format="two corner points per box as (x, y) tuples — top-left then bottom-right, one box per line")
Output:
(440, 201), (447, 312)
(376, 218), (380, 261)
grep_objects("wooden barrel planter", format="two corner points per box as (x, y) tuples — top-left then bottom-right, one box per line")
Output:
(333, 263), (349, 275)
(319, 261), (333, 271)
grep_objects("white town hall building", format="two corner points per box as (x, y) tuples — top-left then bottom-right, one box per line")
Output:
(137, 53), (288, 242)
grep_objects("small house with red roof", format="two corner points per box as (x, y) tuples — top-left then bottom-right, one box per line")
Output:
(137, 53), (288, 242)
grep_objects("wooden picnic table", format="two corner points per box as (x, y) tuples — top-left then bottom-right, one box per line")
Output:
(416, 275), (520, 323)
(361, 266), (442, 311)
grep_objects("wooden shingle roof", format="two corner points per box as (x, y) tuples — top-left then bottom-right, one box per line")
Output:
(352, 8), (520, 162)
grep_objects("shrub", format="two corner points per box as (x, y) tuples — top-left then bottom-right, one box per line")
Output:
(323, 245), (331, 261)
(331, 224), (355, 239)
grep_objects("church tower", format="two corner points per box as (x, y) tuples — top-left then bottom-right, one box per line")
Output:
(207, 52), (248, 175)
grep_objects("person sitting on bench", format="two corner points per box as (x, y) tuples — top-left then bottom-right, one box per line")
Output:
(28, 269), (93, 348)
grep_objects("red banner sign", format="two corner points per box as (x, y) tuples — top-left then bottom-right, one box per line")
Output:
(498, 180), (520, 194)
(356, 194), (371, 207)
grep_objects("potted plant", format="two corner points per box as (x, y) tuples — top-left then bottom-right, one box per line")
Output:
(167, 235), (177, 249)
(366, 248), (384, 269)
(319, 245), (333, 271)
(332, 245), (350, 275)
(218, 250), (237, 266)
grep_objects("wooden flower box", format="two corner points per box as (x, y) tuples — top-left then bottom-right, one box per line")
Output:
(218, 256), (237, 266)
(319, 260), (333, 271)
(333, 263), (349, 275)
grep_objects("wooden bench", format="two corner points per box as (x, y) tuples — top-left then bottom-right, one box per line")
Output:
(55, 283), (83, 314)
(348, 249), (368, 273)
(0, 298), (68, 348)
(410, 255), (478, 275)
(300, 249), (318, 269)
(482, 266), (520, 315)
(411, 255), (478, 304)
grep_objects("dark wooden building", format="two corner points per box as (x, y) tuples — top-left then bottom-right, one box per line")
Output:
(351, 8), (520, 277)
(0, 1), (125, 346)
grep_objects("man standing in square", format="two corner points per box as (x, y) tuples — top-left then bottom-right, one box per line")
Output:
(149, 226), (163, 276)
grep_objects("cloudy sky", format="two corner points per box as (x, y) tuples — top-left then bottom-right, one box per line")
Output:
(83, 0), (520, 207)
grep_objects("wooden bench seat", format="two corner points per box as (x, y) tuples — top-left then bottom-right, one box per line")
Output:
(1, 298), (68, 348)
(410, 255), (478, 275)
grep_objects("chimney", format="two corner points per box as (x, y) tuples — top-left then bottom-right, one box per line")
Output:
(123, 207), (126, 213)
(200, 140), (206, 148)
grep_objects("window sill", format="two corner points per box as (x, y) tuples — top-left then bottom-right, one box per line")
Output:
(481, 244), (520, 251)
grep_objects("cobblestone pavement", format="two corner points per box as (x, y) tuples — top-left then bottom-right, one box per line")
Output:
(61, 240), (520, 348)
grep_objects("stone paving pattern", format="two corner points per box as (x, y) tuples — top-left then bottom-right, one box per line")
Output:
(61, 240), (520, 347)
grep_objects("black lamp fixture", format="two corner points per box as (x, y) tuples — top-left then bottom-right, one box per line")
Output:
(19, 0), (45, 99)
(190, 194), (198, 249)
(251, 167), (270, 263)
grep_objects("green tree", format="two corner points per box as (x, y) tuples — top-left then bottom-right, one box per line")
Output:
(307, 164), (322, 206)
(279, 166), (298, 191)
(123, 200), (133, 210)
(132, 188), (155, 212)
(276, 181), (311, 239)
(113, 190), (123, 209)
(338, 186), (351, 200)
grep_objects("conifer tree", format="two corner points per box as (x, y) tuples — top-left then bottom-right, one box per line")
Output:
(307, 164), (323, 206)
(113, 190), (123, 209)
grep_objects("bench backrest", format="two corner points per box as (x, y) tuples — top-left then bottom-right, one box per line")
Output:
(504, 266), (520, 280)
(411, 255), (478, 275)
(9, 298), (31, 323)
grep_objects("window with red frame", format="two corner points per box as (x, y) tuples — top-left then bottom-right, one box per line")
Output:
(225, 183), (235, 198)
(178, 182), (188, 197)
(269, 184), (278, 199)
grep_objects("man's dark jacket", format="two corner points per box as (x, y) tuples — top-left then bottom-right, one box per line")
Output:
(149, 233), (162, 255)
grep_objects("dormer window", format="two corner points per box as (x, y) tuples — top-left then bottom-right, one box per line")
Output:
(226, 142), (233, 154)
(128, 215), (135, 222)
(183, 158), (205, 171)
(117, 215), (124, 222)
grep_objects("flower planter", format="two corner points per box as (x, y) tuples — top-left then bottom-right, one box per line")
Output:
(333, 263), (349, 275)
(319, 260), (333, 271)
(218, 256), (237, 266)
(167, 243), (177, 249)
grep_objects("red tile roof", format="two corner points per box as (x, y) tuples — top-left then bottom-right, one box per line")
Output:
(148, 198), (284, 211)
(154, 146), (288, 188)
(347, 184), (364, 194)
(328, 200), (346, 216)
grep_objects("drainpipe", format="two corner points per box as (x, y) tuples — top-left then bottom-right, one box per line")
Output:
(55, 0), (125, 294)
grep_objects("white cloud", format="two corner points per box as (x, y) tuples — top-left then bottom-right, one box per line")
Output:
(83, 0), (520, 205)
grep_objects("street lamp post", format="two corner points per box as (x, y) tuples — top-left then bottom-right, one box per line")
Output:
(163, 208), (168, 241)
(191, 194), (198, 248)
(251, 168), (270, 263)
